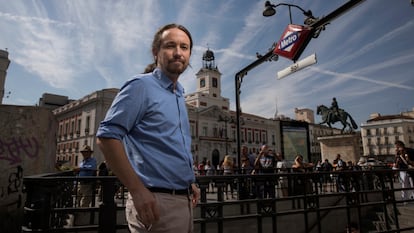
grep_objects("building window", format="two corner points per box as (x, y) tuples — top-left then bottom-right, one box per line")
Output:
(59, 125), (63, 137)
(202, 126), (208, 136)
(71, 121), (75, 136)
(65, 123), (69, 136)
(213, 126), (218, 137)
(85, 116), (91, 135)
(212, 78), (218, 88)
(191, 125), (195, 137)
(77, 119), (81, 134)
(200, 78), (205, 88)
(247, 132), (252, 143)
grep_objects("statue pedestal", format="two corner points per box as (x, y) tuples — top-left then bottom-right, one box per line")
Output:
(317, 134), (361, 164)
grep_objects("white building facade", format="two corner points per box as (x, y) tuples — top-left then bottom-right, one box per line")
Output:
(360, 110), (414, 161)
(52, 88), (119, 166)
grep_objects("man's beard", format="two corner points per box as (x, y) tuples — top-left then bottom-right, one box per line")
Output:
(166, 60), (188, 75)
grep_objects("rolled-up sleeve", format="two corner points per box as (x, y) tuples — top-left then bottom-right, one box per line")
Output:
(97, 78), (147, 140)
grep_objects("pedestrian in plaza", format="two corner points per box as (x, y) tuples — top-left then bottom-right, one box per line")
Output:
(204, 160), (215, 176)
(96, 23), (200, 233)
(204, 160), (215, 192)
(253, 144), (276, 198)
(333, 153), (347, 192)
(74, 145), (97, 207)
(320, 159), (333, 192)
(393, 140), (414, 202)
(333, 153), (346, 170)
(241, 145), (256, 169)
(221, 155), (235, 199)
(198, 159), (206, 175)
(291, 154), (314, 196)
(276, 152), (290, 197)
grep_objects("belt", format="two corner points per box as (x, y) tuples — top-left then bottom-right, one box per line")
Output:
(147, 187), (191, 195)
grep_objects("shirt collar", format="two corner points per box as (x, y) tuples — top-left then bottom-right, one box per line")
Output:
(153, 68), (184, 96)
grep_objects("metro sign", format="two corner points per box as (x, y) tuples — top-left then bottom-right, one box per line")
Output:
(274, 24), (313, 62)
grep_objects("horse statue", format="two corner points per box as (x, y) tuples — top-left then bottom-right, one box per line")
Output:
(316, 105), (358, 133)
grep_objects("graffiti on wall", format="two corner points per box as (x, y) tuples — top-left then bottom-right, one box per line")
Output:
(0, 105), (57, 233)
(0, 136), (40, 165)
(0, 136), (40, 209)
(0, 166), (23, 208)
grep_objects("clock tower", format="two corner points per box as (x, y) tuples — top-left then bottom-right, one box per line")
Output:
(186, 48), (229, 111)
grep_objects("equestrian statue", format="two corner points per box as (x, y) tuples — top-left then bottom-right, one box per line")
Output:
(317, 98), (358, 133)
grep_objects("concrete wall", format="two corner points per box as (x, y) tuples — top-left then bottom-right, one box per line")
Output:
(318, 134), (361, 163)
(0, 105), (57, 232)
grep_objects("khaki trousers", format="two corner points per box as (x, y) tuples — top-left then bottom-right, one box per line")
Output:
(78, 183), (93, 207)
(126, 192), (193, 233)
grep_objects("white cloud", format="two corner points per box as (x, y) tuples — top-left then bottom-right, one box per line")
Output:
(1, 0), (413, 126)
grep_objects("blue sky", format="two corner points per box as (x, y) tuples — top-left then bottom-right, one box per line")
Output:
(1, 0), (414, 128)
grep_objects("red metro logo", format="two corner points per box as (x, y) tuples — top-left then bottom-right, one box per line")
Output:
(274, 24), (313, 62)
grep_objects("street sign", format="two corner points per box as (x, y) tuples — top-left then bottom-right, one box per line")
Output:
(273, 24), (313, 62)
(277, 53), (317, 79)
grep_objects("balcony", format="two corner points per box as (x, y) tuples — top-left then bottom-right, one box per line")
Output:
(21, 169), (414, 233)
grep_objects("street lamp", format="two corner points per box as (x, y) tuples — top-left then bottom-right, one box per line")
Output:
(234, 0), (366, 166)
(263, 1), (316, 25)
(218, 115), (232, 155)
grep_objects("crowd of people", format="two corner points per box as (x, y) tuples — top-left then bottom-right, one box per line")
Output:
(58, 140), (414, 205)
(193, 148), (373, 178)
(57, 137), (412, 231)
(192, 144), (326, 199)
(192, 140), (414, 202)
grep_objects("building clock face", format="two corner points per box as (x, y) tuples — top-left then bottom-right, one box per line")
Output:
(200, 79), (205, 88)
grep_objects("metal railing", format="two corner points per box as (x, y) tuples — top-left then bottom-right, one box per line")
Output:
(21, 168), (414, 233)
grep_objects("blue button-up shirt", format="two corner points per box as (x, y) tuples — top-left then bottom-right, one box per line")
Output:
(79, 157), (97, 177)
(96, 68), (195, 189)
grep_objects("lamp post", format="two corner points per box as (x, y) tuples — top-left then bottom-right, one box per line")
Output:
(234, 0), (366, 167)
(218, 115), (231, 155)
(263, 1), (315, 25)
(263, 0), (366, 38)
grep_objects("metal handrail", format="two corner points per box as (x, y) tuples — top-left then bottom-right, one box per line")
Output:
(21, 168), (414, 233)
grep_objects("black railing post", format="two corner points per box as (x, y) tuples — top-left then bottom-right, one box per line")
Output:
(20, 168), (414, 232)
(98, 178), (117, 233)
(214, 178), (227, 233)
(22, 177), (53, 232)
(197, 176), (211, 233)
